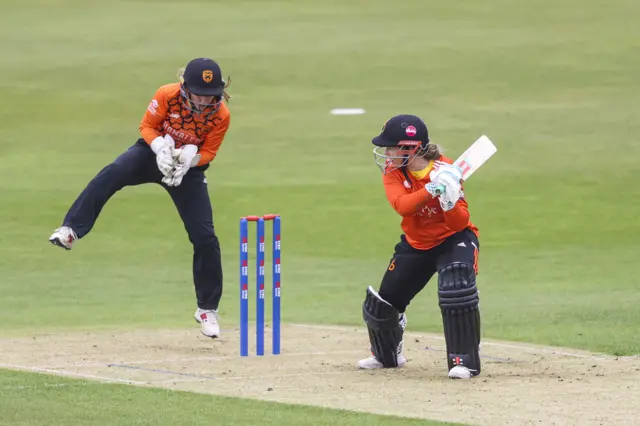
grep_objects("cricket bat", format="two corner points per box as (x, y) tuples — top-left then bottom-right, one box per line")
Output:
(432, 135), (497, 195)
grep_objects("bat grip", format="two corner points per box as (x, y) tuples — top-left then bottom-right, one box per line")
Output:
(434, 184), (445, 196)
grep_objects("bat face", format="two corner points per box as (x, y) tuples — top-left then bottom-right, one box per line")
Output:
(454, 135), (497, 180)
(428, 135), (497, 195)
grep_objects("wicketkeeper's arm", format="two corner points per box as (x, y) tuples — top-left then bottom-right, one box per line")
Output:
(139, 88), (169, 144)
(197, 114), (230, 166)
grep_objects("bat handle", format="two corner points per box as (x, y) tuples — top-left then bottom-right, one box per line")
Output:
(434, 184), (445, 196)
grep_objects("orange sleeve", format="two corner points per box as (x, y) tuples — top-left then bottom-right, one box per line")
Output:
(139, 87), (169, 144)
(383, 173), (433, 217)
(197, 112), (230, 166)
(443, 190), (471, 231)
(443, 202), (470, 231)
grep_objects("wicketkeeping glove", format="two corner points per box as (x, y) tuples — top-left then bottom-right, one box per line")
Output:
(162, 144), (201, 187)
(150, 135), (175, 177)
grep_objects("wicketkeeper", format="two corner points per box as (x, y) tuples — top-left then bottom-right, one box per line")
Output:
(48, 58), (231, 339)
(359, 114), (482, 379)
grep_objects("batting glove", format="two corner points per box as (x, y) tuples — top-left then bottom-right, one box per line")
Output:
(426, 161), (463, 198)
(429, 161), (463, 183)
(435, 173), (462, 211)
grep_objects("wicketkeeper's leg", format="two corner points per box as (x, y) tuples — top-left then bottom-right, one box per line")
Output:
(164, 167), (223, 311)
(61, 140), (161, 238)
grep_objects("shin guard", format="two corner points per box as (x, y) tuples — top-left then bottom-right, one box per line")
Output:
(362, 286), (404, 368)
(438, 263), (481, 375)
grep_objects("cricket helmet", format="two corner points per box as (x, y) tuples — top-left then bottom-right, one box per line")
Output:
(180, 58), (227, 114)
(372, 114), (430, 174)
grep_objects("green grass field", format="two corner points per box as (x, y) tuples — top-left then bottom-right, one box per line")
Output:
(1, 0), (638, 424)
(1, 369), (453, 426)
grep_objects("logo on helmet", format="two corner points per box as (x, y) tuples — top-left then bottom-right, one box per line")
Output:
(202, 70), (214, 83)
(406, 125), (417, 137)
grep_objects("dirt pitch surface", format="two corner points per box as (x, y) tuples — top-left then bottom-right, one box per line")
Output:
(1, 324), (638, 426)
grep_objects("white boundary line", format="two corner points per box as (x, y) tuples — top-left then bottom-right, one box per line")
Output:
(0, 361), (359, 387)
(0, 363), (146, 385)
(41, 350), (364, 369)
(2, 382), (92, 390)
(4, 372), (357, 388)
(135, 371), (349, 384)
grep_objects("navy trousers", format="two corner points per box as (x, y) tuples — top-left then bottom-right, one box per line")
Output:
(62, 139), (223, 310)
(378, 229), (479, 313)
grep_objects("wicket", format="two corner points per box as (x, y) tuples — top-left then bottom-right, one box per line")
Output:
(240, 214), (281, 357)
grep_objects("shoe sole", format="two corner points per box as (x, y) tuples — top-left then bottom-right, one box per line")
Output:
(201, 331), (219, 339)
(358, 359), (406, 369)
(448, 375), (472, 380)
(448, 368), (475, 379)
(195, 315), (219, 339)
(49, 238), (71, 250)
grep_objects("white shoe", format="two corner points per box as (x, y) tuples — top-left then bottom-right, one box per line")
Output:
(49, 226), (77, 250)
(358, 353), (407, 369)
(448, 365), (475, 379)
(194, 308), (220, 338)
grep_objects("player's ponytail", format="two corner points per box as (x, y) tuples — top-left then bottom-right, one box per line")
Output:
(418, 143), (443, 160)
(222, 77), (232, 102)
(177, 66), (186, 84)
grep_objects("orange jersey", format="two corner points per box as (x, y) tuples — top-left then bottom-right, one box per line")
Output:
(139, 83), (230, 167)
(382, 155), (479, 250)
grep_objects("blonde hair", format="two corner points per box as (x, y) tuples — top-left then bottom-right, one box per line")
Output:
(417, 143), (443, 160)
(176, 67), (232, 102)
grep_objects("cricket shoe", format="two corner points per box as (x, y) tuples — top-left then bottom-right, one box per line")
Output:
(357, 353), (407, 369)
(49, 226), (77, 250)
(448, 366), (476, 379)
(194, 308), (220, 338)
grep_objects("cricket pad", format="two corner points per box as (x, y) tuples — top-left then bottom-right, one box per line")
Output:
(438, 262), (481, 375)
(362, 286), (404, 368)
